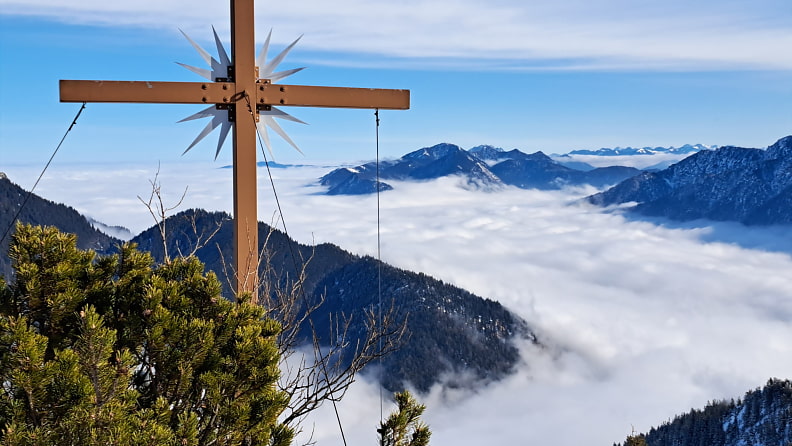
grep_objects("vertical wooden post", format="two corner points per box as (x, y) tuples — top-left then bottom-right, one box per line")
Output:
(231, 0), (259, 299)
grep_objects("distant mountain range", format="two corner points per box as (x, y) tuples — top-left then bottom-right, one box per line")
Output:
(588, 136), (792, 225)
(0, 178), (537, 392)
(320, 143), (642, 195)
(554, 143), (716, 171)
(562, 143), (716, 157)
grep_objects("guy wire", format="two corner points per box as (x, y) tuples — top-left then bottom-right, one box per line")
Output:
(0, 103), (86, 247)
(375, 108), (384, 425)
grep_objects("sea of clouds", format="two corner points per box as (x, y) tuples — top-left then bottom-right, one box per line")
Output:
(5, 161), (792, 445)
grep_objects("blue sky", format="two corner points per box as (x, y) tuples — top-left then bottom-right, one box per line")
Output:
(1, 0), (791, 167)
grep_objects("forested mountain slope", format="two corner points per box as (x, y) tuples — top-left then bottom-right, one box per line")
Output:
(0, 176), (118, 279)
(130, 209), (538, 392)
(589, 136), (792, 225)
(614, 379), (792, 446)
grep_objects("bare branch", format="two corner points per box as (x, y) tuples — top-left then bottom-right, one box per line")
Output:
(136, 181), (408, 434)
(136, 164), (188, 263)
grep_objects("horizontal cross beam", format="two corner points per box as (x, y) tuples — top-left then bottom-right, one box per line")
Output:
(60, 80), (230, 104)
(61, 80), (410, 109)
(257, 83), (410, 109)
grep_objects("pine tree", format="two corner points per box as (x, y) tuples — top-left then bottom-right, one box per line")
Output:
(0, 223), (292, 445)
(625, 434), (648, 446)
(377, 391), (431, 446)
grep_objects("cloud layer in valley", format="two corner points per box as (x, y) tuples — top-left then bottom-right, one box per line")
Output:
(5, 162), (792, 444)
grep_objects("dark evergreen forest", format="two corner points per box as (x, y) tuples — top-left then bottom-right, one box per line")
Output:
(0, 177), (116, 279)
(615, 379), (792, 446)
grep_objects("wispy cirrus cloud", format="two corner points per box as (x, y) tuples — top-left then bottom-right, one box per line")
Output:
(2, 0), (791, 71)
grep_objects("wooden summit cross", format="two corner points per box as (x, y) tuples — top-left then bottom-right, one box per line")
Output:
(60, 0), (409, 301)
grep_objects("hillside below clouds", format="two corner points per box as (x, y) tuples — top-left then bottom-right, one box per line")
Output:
(320, 143), (642, 195)
(129, 209), (537, 392)
(0, 176), (118, 279)
(588, 136), (792, 225)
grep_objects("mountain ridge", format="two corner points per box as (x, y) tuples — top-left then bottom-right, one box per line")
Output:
(588, 135), (792, 225)
(320, 143), (642, 195)
(0, 176), (119, 279)
(128, 208), (538, 392)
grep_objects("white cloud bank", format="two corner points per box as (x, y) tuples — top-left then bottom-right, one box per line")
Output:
(273, 174), (792, 444)
(5, 162), (792, 444)
(2, 0), (792, 71)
